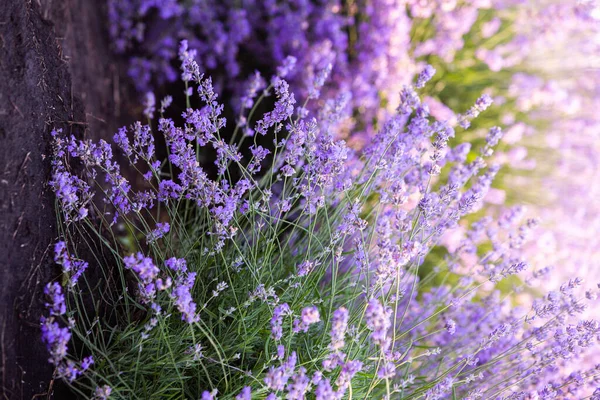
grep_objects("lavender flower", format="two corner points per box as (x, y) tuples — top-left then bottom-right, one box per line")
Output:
(329, 307), (349, 351)
(54, 241), (88, 286)
(44, 282), (66, 316)
(147, 222), (170, 243)
(240, 71), (266, 110)
(293, 305), (320, 333)
(297, 260), (317, 277)
(130, 122), (155, 162)
(276, 56), (297, 78)
(201, 390), (215, 400)
(178, 40), (200, 82)
(286, 367), (310, 399)
(158, 180), (183, 202)
(378, 361), (396, 379)
(94, 385), (112, 400)
(248, 145), (270, 173)
(160, 95), (173, 113)
(49, 132), (92, 222)
(315, 379), (337, 400)
(309, 63), (332, 99)
(255, 76), (296, 136)
(40, 316), (71, 365)
(424, 377), (455, 399)
(416, 64), (436, 89)
(335, 360), (363, 391)
(58, 359), (83, 382)
(81, 355), (94, 371)
(271, 303), (291, 340)
(235, 386), (251, 400)
(264, 351), (297, 391)
(365, 299), (392, 350)
(166, 257), (199, 324)
(486, 126), (504, 147)
(445, 319), (456, 335)
(124, 253), (162, 302)
(457, 94), (494, 129)
(114, 126), (132, 157)
(143, 92), (156, 119)
(397, 86), (420, 115)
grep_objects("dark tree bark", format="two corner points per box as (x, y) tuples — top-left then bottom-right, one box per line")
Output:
(0, 1), (130, 398)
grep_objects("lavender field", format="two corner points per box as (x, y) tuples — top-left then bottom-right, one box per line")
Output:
(1, 1), (599, 399)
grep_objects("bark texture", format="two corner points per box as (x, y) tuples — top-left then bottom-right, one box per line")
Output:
(0, 1), (128, 398)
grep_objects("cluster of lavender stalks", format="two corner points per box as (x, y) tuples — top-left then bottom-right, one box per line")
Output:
(42, 38), (600, 400)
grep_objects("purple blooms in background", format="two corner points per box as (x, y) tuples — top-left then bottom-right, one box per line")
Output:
(445, 319), (457, 335)
(106, 0), (416, 135)
(105, 0), (541, 147)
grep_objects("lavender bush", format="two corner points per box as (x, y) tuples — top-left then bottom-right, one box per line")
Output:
(41, 40), (600, 399)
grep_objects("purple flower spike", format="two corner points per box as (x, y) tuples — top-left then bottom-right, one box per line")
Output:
(40, 316), (71, 365)
(416, 64), (436, 89)
(235, 386), (251, 400)
(44, 282), (67, 316)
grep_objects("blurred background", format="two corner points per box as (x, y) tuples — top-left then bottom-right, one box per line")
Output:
(1, 0), (599, 397)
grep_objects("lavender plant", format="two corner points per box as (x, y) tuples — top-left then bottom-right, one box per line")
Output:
(43, 44), (600, 399)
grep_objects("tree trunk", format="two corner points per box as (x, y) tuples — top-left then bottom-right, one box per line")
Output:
(0, 1), (130, 398)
